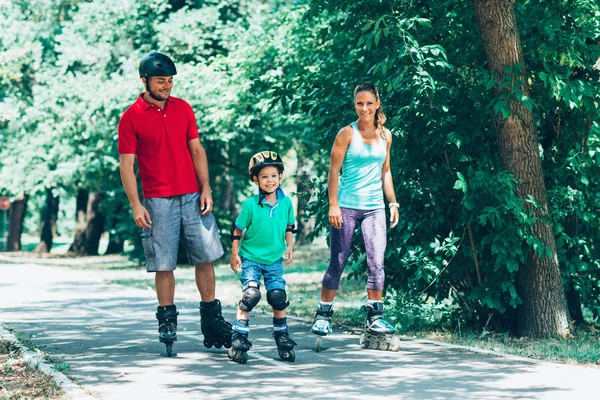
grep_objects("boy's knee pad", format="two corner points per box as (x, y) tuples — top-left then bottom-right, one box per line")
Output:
(239, 282), (261, 311)
(267, 289), (289, 311)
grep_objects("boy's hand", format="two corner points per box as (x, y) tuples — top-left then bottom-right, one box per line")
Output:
(284, 247), (293, 265)
(230, 254), (241, 273)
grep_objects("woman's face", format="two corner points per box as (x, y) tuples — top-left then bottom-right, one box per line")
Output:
(354, 90), (380, 124)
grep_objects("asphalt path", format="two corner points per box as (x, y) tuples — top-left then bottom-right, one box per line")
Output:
(1, 258), (598, 399)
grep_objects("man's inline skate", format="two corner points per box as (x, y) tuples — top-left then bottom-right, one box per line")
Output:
(359, 302), (401, 351)
(199, 299), (233, 349)
(156, 305), (178, 357)
(310, 303), (333, 352)
(228, 319), (251, 364)
(273, 317), (297, 362)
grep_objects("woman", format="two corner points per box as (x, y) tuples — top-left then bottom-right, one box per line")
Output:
(311, 82), (400, 351)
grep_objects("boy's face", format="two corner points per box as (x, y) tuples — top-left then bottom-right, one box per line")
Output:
(253, 165), (282, 193)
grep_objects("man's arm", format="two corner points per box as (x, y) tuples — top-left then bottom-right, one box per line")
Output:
(120, 154), (151, 228)
(188, 138), (213, 215)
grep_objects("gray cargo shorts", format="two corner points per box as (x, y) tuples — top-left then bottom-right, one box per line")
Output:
(140, 192), (224, 272)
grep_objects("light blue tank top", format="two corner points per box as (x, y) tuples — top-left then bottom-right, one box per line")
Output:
(338, 122), (387, 210)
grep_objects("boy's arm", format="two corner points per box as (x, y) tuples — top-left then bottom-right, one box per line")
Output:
(284, 226), (294, 266)
(230, 226), (243, 273)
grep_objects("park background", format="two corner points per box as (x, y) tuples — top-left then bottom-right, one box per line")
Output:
(2, 0), (600, 362)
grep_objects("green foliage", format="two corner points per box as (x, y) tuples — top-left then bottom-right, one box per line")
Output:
(2, 0), (600, 334)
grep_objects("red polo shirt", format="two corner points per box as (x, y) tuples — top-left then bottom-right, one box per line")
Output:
(118, 94), (200, 198)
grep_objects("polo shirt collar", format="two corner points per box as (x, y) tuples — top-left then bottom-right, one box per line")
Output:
(259, 188), (284, 206)
(135, 93), (175, 111)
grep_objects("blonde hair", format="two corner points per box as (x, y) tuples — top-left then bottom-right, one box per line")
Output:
(354, 82), (386, 139)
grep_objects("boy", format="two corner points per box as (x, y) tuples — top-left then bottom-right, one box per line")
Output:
(228, 151), (297, 363)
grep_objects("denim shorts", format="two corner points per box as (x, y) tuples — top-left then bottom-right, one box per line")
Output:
(239, 257), (286, 292)
(141, 192), (224, 272)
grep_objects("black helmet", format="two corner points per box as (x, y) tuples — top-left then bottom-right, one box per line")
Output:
(248, 151), (284, 180)
(139, 51), (177, 78)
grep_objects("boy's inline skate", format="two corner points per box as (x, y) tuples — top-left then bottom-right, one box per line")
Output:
(199, 299), (233, 349)
(310, 303), (333, 352)
(359, 302), (401, 352)
(273, 317), (297, 362)
(156, 305), (178, 357)
(228, 319), (251, 364)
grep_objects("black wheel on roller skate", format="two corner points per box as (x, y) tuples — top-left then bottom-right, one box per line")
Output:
(228, 348), (248, 364)
(165, 342), (173, 357)
(214, 340), (223, 349)
(224, 336), (232, 349)
(203, 337), (214, 348)
(278, 349), (295, 362)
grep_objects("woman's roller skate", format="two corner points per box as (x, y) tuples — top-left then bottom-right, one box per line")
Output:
(273, 317), (297, 362)
(199, 299), (233, 349)
(156, 305), (178, 357)
(359, 302), (401, 352)
(310, 303), (333, 352)
(228, 319), (251, 364)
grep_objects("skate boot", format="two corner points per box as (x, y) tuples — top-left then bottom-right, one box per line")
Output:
(156, 305), (178, 357)
(199, 299), (233, 349)
(228, 319), (252, 364)
(311, 302), (333, 352)
(273, 317), (297, 362)
(360, 302), (401, 352)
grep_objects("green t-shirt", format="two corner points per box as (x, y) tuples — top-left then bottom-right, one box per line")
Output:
(235, 188), (295, 265)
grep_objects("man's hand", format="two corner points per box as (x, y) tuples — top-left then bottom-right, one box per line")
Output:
(133, 204), (152, 228)
(199, 190), (213, 216)
(230, 254), (241, 273)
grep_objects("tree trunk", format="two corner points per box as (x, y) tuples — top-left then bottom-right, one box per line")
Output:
(473, 0), (570, 337)
(6, 195), (28, 252)
(68, 188), (89, 254)
(34, 188), (59, 254)
(105, 231), (124, 254)
(295, 154), (314, 245)
(84, 193), (105, 256)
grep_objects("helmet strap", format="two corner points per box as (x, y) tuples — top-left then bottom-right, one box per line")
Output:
(144, 77), (166, 102)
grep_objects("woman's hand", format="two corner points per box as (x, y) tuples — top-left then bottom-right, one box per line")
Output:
(329, 205), (343, 229)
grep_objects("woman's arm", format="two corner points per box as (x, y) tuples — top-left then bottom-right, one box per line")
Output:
(382, 130), (399, 228)
(328, 126), (352, 229)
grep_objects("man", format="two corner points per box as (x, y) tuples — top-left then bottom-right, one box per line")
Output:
(118, 51), (231, 356)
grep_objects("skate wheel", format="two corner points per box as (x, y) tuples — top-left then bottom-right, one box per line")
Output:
(391, 336), (401, 352)
(279, 349), (295, 362)
(224, 337), (232, 349)
(165, 342), (173, 357)
(369, 340), (379, 350)
(203, 337), (213, 349)
(314, 336), (322, 353)
(214, 340), (223, 349)
(359, 335), (370, 349)
(240, 351), (248, 364)
(379, 342), (390, 351)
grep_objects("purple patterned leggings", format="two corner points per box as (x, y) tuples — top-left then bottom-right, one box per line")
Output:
(322, 207), (387, 291)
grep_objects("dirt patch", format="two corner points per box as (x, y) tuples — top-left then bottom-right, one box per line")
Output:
(0, 340), (66, 399)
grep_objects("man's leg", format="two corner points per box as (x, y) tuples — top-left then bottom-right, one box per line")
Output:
(156, 271), (176, 306)
(195, 262), (215, 302)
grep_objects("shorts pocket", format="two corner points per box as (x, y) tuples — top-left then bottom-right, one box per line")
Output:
(140, 230), (155, 259)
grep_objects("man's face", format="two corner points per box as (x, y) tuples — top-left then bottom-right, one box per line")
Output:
(143, 76), (173, 101)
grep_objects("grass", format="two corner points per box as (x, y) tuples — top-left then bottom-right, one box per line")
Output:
(0, 340), (66, 400)
(410, 327), (600, 365)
